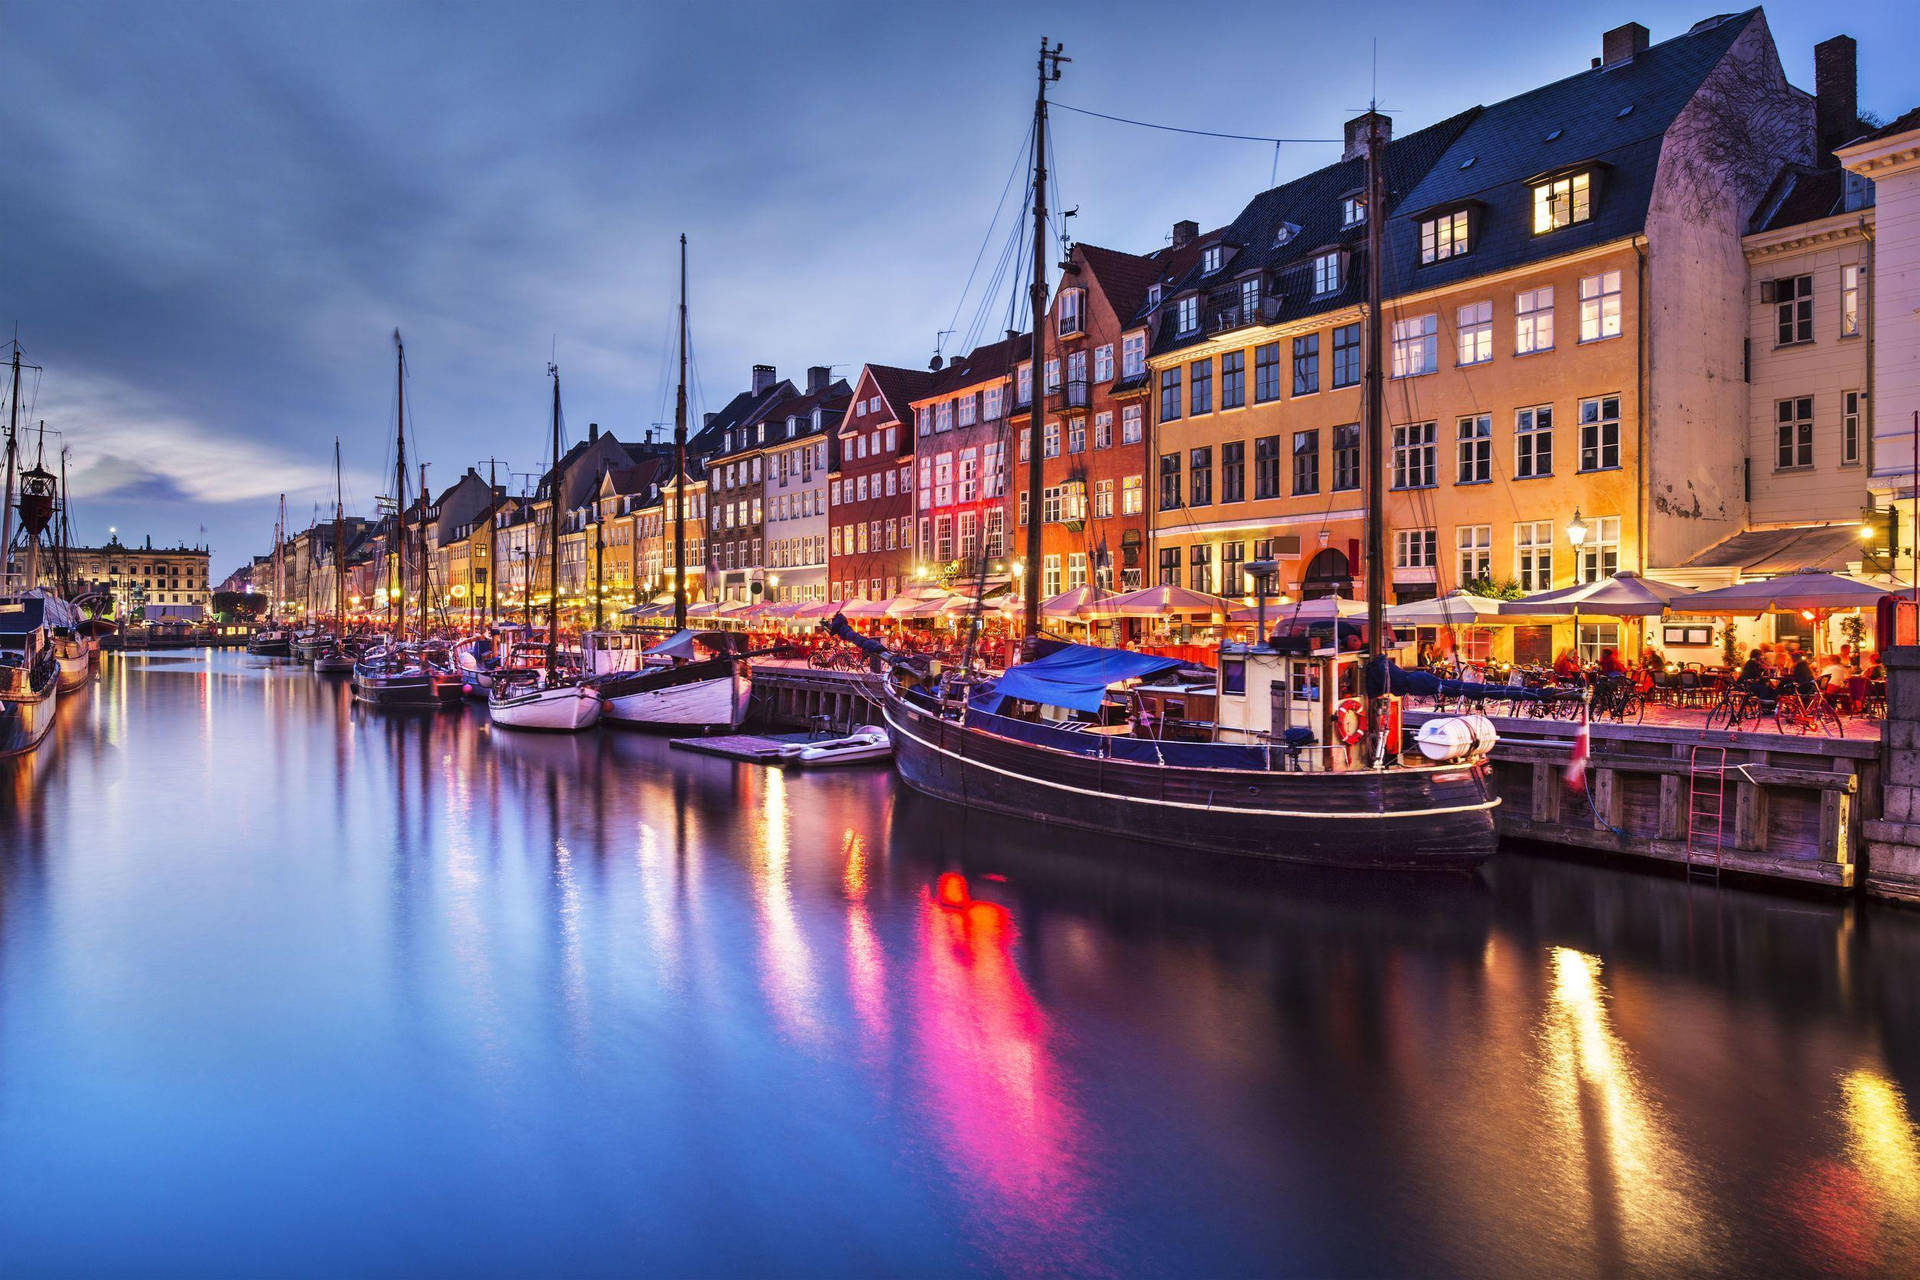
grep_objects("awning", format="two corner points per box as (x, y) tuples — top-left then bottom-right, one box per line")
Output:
(839, 596), (894, 618)
(1679, 523), (1887, 576)
(1500, 571), (1695, 618)
(1088, 584), (1232, 619)
(686, 602), (718, 617)
(970, 643), (1186, 714)
(1383, 590), (1515, 626)
(1667, 568), (1892, 614)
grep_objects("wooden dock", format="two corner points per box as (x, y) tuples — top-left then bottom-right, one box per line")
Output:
(671, 732), (817, 763)
(1404, 708), (1875, 890)
(750, 663), (884, 734)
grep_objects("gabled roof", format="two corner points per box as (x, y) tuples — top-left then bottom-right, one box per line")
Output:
(761, 378), (854, 451)
(915, 331), (1031, 403)
(1748, 164), (1848, 233)
(598, 459), (667, 499)
(860, 363), (935, 427)
(1852, 104), (1920, 146)
(690, 379), (796, 456)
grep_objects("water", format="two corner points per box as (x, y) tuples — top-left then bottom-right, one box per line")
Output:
(2, 650), (1919, 1276)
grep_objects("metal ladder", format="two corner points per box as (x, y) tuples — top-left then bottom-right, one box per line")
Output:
(1686, 745), (1727, 879)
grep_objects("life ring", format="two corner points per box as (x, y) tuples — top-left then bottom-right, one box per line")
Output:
(1333, 697), (1368, 745)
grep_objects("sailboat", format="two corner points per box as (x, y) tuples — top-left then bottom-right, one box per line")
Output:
(487, 362), (601, 732)
(247, 495), (295, 657)
(314, 441), (356, 675)
(353, 331), (463, 708)
(47, 445), (94, 691)
(0, 343), (60, 757)
(865, 52), (1498, 870)
(591, 235), (751, 732)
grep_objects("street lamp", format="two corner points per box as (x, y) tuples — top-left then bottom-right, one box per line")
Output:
(1566, 509), (1588, 549)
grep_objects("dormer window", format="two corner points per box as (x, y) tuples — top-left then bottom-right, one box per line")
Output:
(1202, 245), (1223, 274)
(1272, 221), (1300, 247)
(1238, 277), (1261, 318)
(787, 415), (799, 437)
(1532, 171), (1591, 233)
(1342, 197), (1366, 226)
(1312, 251), (1343, 296)
(1175, 295), (1200, 334)
(1057, 287), (1085, 337)
(1146, 283), (1162, 308)
(1419, 209), (1471, 263)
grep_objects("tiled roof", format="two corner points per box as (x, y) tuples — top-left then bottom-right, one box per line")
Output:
(1851, 104), (1920, 146)
(690, 381), (795, 456)
(1748, 165), (1846, 233)
(864, 363), (935, 425)
(920, 331), (1030, 400)
(1076, 242), (1166, 327)
(708, 377), (851, 461)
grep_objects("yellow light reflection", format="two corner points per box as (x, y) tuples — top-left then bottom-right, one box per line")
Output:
(1840, 1068), (1920, 1227)
(754, 768), (818, 1041)
(1539, 947), (1708, 1271)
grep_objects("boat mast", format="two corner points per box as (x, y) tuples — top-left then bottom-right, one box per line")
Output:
(2, 346), (18, 592)
(334, 439), (345, 632)
(393, 330), (408, 643)
(673, 233), (689, 633)
(418, 461), (430, 642)
(1022, 37), (1067, 644)
(546, 363), (563, 674)
(487, 458), (498, 629)
(276, 493), (286, 625)
(1362, 111), (1390, 735)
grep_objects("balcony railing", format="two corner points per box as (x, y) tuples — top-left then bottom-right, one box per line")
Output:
(1048, 378), (1090, 410)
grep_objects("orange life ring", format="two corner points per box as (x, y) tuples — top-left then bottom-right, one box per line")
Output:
(1333, 697), (1368, 745)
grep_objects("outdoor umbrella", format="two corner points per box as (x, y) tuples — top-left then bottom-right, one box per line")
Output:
(1040, 584), (1105, 619)
(838, 596), (894, 619)
(1500, 570), (1695, 618)
(1384, 590), (1514, 625)
(1665, 568), (1891, 614)
(1257, 596), (1369, 624)
(1088, 583), (1232, 619)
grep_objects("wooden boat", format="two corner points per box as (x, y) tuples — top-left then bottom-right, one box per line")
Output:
(247, 627), (293, 658)
(312, 645), (355, 675)
(352, 646), (463, 707)
(52, 632), (91, 691)
(0, 596), (60, 758)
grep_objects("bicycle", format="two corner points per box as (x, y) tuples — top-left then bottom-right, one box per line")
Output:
(1705, 686), (1772, 733)
(1590, 675), (1645, 725)
(1774, 687), (1844, 737)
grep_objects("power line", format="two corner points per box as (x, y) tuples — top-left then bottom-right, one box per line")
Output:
(1053, 101), (1340, 145)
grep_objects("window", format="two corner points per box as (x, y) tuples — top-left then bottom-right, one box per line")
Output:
(1292, 334), (1320, 395)
(1121, 404), (1143, 444)
(1017, 492), (1029, 526)
(1391, 314), (1438, 378)
(1343, 195), (1366, 225)
(1312, 251), (1342, 296)
(1393, 422), (1436, 489)
(1189, 543), (1213, 593)
(1843, 390), (1862, 466)
(1159, 453), (1181, 510)
(1017, 363), (1032, 406)
(934, 451), (954, 505)
(1516, 405), (1552, 478)
(1457, 300), (1492, 365)
(1042, 485), (1063, 524)
(1249, 435), (1279, 500)
(1094, 343), (1114, 381)
(1042, 555), (1062, 596)
(1457, 525), (1492, 583)
(1291, 430), (1319, 496)
(1420, 210), (1470, 263)
(1093, 478), (1114, 519)
(1044, 358), (1061, 393)
(1579, 271), (1622, 342)
(1176, 295), (1199, 334)
(1094, 411), (1113, 449)
(1067, 552), (1088, 591)
(1058, 287), (1084, 336)
(1532, 171), (1591, 233)
(984, 508), (1006, 557)
(935, 401), (953, 433)
(1515, 287), (1554, 354)
(1190, 358), (1213, 415)
(1041, 420), (1061, 457)
(1122, 474), (1143, 515)
(958, 448), (979, 503)
(1841, 264), (1861, 338)
(1254, 342), (1281, 402)
(1121, 332), (1146, 379)
(1221, 440), (1245, 502)
(983, 385), (1002, 421)
(933, 515), (955, 560)
(1775, 274), (1813, 346)
(1239, 277), (1261, 322)
(1332, 323), (1361, 388)
(1219, 541), (1245, 596)
(1515, 521), (1553, 591)
(1576, 516), (1620, 583)
(1456, 414), (1491, 484)
(1202, 245), (1223, 274)
(1776, 396), (1814, 470)
(1159, 368), (1182, 421)
(1220, 351), (1245, 409)
(1189, 447), (1213, 506)
(1332, 424), (1361, 491)
(1159, 545), (1181, 586)
(1579, 395), (1620, 472)
(1394, 528), (1437, 569)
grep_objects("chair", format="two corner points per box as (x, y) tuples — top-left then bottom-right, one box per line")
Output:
(1677, 669), (1700, 708)
(1845, 675), (1871, 718)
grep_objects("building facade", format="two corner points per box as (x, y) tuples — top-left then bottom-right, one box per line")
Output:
(912, 333), (1023, 592)
(830, 363), (931, 602)
(54, 536), (212, 621)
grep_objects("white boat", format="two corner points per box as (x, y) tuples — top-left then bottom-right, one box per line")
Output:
(596, 656), (749, 730)
(489, 670), (603, 731)
(54, 639), (91, 691)
(777, 725), (891, 767)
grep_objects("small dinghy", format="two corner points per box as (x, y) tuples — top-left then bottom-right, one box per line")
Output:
(777, 725), (891, 767)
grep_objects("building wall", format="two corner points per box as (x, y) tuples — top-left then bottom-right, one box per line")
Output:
(708, 448), (764, 602)
(765, 435), (829, 602)
(914, 372), (1014, 591)
(55, 542), (212, 618)
(1743, 217), (1873, 524)
(1843, 124), (1920, 559)
(830, 368), (917, 601)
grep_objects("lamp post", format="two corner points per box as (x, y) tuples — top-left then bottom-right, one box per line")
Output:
(1246, 558), (1278, 648)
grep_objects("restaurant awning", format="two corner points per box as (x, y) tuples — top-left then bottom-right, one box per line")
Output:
(1501, 571), (1695, 618)
(1679, 523), (1888, 576)
(1666, 568), (1892, 614)
(1089, 584), (1233, 619)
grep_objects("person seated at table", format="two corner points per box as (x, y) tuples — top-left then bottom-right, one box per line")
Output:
(1734, 648), (1773, 694)
(1865, 652), (1886, 682)
(1788, 649), (1819, 698)
(1597, 647), (1628, 678)
(1552, 648), (1582, 680)
(1819, 653), (1852, 688)
(1641, 647), (1666, 674)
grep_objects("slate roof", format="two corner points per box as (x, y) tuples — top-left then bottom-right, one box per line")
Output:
(1852, 105), (1920, 146)
(707, 377), (851, 462)
(918, 331), (1031, 402)
(1748, 165), (1846, 233)
(689, 380), (795, 457)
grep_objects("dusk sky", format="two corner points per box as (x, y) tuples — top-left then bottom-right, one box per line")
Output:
(5, 0), (1914, 579)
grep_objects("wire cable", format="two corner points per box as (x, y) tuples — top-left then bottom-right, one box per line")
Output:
(1053, 101), (1340, 145)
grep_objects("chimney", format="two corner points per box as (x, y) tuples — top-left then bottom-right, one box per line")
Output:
(751, 364), (776, 395)
(1815, 35), (1858, 156)
(1171, 219), (1199, 248)
(703, 412), (717, 427)
(1602, 22), (1649, 68)
(1341, 111), (1391, 162)
(588, 422), (600, 443)
(806, 365), (830, 394)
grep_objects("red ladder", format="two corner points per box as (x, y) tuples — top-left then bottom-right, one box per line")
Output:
(1686, 745), (1727, 879)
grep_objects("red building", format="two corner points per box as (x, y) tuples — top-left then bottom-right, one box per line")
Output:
(908, 332), (1027, 590)
(829, 363), (930, 601)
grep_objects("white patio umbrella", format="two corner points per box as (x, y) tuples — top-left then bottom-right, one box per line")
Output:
(1383, 590), (1512, 625)
(1499, 570), (1695, 618)
(1664, 568), (1891, 614)
(1090, 583), (1233, 620)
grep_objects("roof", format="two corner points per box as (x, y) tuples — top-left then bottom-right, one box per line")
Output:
(1680, 523), (1886, 575)
(599, 459), (667, 498)
(1748, 164), (1847, 232)
(915, 331), (1031, 403)
(1851, 105), (1920, 146)
(862, 363), (935, 426)
(689, 379), (795, 456)
(1076, 242), (1172, 327)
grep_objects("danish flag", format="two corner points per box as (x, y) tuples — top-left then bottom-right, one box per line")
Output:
(1565, 705), (1591, 794)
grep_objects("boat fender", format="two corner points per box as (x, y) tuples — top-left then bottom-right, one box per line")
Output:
(1333, 698), (1367, 745)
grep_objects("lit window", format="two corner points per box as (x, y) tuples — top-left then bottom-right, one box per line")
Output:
(1578, 271), (1622, 342)
(1515, 521), (1553, 591)
(1515, 287), (1554, 354)
(1532, 171), (1591, 233)
(1841, 264), (1861, 338)
(1575, 516), (1620, 583)
(1456, 300), (1492, 365)
(1176, 296), (1200, 333)
(1420, 210), (1470, 263)
(1202, 245), (1223, 274)
(1343, 196), (1366, 225)
(1457, 525), (1492, 583)
(1313, 251), (1343, 295)
(1390, 313), (1438, 377)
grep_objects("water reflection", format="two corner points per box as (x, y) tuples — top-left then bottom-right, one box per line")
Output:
(3, 651), (1920, 1274)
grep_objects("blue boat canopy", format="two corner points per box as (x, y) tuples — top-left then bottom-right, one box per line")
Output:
(970, 644), (1185, 715)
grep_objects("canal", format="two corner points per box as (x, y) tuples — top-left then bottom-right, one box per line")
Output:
(2, 650), (1919, 1276)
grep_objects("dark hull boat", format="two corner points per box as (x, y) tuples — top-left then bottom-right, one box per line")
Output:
(880, 677), (1497, 871)
(312, 646), (355, 675)
(247, 631), (293, 658)
(351, 655), (463, 708)
(0, 597), (62, 759)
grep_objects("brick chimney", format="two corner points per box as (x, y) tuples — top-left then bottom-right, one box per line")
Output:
(751, 364), (776, 395)
(588, 422), (600, 443)
(806, 365), (831, 394)
(1342, 111), (1391, 162)
(1602, 22), (1649, 68)
(1171, 219), (1198, 248)
(1815, 35), (1858, 156)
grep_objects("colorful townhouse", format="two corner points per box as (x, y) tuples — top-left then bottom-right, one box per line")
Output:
(762, 373), (850, 605)
(829, 363), (931, 602)
(911, 333), (1025, 590)
(1146, 13), (1814, 662)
